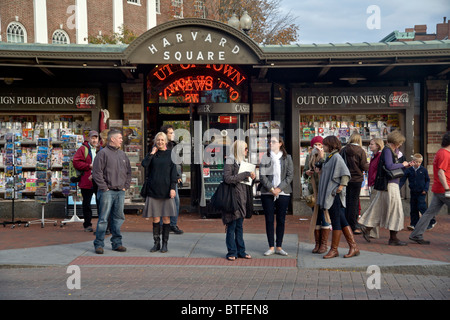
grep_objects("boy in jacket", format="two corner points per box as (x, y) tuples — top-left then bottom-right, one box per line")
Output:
(400, 153), (435, 230)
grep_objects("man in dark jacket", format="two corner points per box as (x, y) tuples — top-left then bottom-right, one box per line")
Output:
(92, 129), (132, 254)
(73, 130), (100, 232)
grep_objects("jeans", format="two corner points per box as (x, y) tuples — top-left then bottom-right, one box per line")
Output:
(94, 190), (125, 250)
(328, 195), (349, 231)
(261, 194), (290, 248)
(225, 218), (246, 258)
(345, 181), (362, 231)
(410, 193), (449, 240)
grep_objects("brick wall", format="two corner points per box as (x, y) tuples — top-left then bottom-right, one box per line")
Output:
(0, 0), (35, 43)
(426, 80), (449, 187)
(47, 0), (76, 44)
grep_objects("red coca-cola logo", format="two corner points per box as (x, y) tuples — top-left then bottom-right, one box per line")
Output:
(76, 94), (96, 108)
(389, 92), (409, 107)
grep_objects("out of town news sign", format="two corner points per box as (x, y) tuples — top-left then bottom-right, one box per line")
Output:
(127, 24), (260, 65)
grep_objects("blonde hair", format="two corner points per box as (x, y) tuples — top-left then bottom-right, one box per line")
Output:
(371, 138), (384, 152)
(348, 133), (362, 146)
(154, 132), (168, 144)
(231, 140), (247, 163)
(413, 153), (423, 162)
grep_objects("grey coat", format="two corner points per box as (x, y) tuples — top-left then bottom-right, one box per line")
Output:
(259, 153), (294, 194)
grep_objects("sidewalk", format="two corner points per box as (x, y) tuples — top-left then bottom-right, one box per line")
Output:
(1, 212), (449, 269)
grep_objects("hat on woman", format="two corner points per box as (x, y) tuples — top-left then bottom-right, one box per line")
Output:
(310, 136), (323, 147)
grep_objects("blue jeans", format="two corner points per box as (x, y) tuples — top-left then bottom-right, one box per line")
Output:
(94, 190), (125, 250)
(261, 194), (290, 248)
(225, 218), (246, 258)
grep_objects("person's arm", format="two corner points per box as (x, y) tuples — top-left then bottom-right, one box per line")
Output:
(124, 157), (132, 190)
(224, 163), (250, 185)
(438, 168), (449, 191)
(72, 146), (90, 171)
(384, 149), (405, 170)
(277, 155), (294, 191)
(92, 151), (108, 191)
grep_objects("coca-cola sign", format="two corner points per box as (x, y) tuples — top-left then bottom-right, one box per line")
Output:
(76, 93), (96, 109)
(388, 92), (409, 107)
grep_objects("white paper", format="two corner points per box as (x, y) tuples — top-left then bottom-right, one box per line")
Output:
(238, 161), (256, 186)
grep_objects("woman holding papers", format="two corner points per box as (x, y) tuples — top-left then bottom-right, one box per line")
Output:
(259, 136), (294, 256)
(223, 140), (256, 261)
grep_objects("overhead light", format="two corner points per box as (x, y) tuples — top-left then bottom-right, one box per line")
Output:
(339, 75), (366, 85)
(0, 77), (23, 85)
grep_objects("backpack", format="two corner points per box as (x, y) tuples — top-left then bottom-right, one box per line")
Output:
(70, 146), (89, 183)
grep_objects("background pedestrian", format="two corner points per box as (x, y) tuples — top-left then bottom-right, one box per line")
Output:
(141, 132), (178, 253)
(223, 140), (255, 261)
(259, 136), (294, 256)
(92, 129), (131, 254)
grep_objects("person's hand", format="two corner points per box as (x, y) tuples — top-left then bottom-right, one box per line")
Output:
(314, 167), (321, 173)
(170, 189), (176, 198)
(272, 188), (281, 197)
(336, 185), (344, 194)
(402, 161), (411, 167)
(306, 170), (313, 176)
(88, 175), (92, 181)
(250, 172), (256, 180)
(151, 146), (158, 155)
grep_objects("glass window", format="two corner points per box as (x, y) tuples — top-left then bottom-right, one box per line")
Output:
(171, 0), (183, 18)
(52, 30), (70, 44)
(156, 0), (161, 14)
(194, 0), (206, 18)
(127, 0), (140, 4)
(7, 22), (27, 43)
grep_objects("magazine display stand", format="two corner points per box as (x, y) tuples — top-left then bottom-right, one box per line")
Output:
(2, 133), (27, 228)
(27, 137), (57, 228)
(60, 135), (84, 227)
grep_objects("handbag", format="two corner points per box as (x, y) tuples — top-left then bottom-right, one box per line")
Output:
(140, 179), (148, 198)
(383, 165), (404, 180)
(303, 176), (316, 208)
(210, 181), (235, 213)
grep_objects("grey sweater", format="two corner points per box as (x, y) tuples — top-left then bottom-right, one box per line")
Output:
(92, 144), (132, 191)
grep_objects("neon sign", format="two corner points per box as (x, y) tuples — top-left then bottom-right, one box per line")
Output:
(149, 64), (246, 103)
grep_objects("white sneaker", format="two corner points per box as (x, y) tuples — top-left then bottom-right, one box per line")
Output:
(276, 249), (288, 256)
(264, 249), (275, 256)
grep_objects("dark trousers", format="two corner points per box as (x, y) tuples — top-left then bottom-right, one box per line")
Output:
(345, 181), (361, 231)
(329, 195), (349, 231)
(409, 192), (436, 227)
(261, 194), (290, 248)
(81, 184), (98, 229)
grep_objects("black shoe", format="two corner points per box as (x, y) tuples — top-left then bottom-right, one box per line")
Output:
(409, 237), (430, 245)
(170, 225), (184, 234)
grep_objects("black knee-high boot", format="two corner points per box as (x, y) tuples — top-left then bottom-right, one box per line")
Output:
(161, 223), (170, 253)
(150, 223), (161, 252)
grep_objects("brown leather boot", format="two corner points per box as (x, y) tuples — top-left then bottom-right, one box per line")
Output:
(342, 226), (360, 258)
(312, 229), (321, 253)
(323, 230), (340, 259)
(317, 228), (330, 254)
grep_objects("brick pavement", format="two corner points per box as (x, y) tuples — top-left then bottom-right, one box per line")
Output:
(0, 265), (448, 300)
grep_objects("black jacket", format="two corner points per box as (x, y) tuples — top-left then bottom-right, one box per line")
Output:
(141, 149), (177, 199)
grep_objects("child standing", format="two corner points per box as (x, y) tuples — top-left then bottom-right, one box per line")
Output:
(399, 153), (435, 230)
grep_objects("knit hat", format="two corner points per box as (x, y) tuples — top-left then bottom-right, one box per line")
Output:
(310, 136), (323, 147)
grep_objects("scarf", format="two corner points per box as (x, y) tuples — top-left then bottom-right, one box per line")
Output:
(270, 150), (283, 200)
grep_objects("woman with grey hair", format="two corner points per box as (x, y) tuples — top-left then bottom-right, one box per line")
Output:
(141, 132), (178, 253)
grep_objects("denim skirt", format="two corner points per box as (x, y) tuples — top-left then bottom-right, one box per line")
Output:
(142, 196), (176, 218)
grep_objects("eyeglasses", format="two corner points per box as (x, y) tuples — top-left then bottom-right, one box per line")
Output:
(269, 140), (279, 144)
